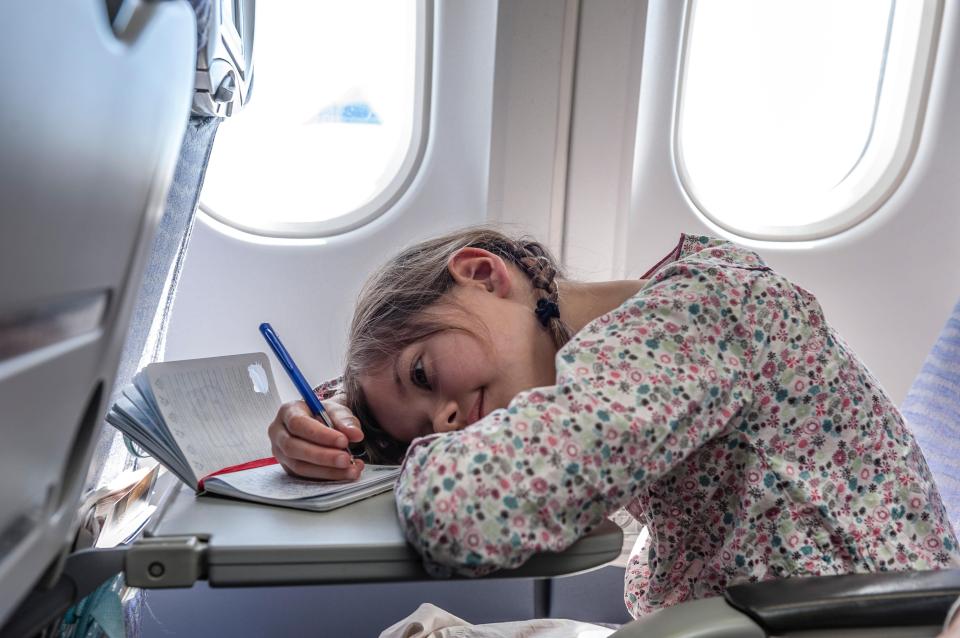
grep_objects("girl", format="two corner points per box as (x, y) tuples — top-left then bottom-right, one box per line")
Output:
(267, 228), (959, 618)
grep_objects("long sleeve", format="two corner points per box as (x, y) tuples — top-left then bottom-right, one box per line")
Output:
(394, 264), (756, 576)
(312, 376), (344, 401)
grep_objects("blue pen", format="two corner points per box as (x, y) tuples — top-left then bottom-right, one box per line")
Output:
(259, 322), (336, 430)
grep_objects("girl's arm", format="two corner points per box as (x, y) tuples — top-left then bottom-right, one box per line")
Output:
(395, 267), (756, 576)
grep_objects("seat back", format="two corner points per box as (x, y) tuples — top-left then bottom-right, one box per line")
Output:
(0, 0), (196, 625)
(902, 299), (960, 534)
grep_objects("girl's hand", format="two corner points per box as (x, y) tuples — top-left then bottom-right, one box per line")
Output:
(268, 396), (365, 480)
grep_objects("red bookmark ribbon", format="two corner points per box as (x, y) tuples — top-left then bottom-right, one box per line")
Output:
(198, 456), (279, 491)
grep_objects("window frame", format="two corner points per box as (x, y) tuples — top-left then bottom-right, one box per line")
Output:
(199, 0), (433, 239)
(673, 0), (943, 242)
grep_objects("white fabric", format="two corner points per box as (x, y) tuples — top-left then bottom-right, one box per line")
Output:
(379, 603), (616, 638)
(944, 596), (960, 633)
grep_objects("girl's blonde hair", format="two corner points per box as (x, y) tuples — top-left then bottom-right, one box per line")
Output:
(344, 226), (572, 464)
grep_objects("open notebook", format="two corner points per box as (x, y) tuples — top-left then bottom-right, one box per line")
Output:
(106, 353), (399, 511)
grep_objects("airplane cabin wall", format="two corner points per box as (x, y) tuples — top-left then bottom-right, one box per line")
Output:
(163, 2), (497, 396)
(563, 0), (960, 406)
(158, 0), (960, 534)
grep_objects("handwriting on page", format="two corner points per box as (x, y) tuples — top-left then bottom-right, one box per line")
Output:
(146, 354), (279, 477)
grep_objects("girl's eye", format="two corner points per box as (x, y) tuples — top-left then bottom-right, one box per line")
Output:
(410, 357), (432, 390)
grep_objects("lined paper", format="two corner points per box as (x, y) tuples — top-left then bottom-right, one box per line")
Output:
(144, 353), (279, 478)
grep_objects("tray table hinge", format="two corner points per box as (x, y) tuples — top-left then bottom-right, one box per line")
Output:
(125, 535), (208, 588)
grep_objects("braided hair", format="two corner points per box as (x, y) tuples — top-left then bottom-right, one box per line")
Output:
(343, 226), (572, 464)
(515, 241), (574, 349)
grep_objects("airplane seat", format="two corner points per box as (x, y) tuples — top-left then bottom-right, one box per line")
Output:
(0, 0), (198, 632)
(901, 298), (960, 533)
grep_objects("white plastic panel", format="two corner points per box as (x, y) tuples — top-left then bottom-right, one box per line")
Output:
(487, 0), (579, 257)
(562, 0), (647, 281)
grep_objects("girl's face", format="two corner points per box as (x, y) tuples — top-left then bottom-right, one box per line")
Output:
(359, 255), (557, 443)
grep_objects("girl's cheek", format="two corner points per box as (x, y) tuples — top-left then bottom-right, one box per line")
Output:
(438, 354), (471, 390)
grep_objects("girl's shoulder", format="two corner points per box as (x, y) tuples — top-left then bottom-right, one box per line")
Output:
(642, 233), (772, 282)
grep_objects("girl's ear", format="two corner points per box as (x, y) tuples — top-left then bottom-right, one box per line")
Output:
(447, 247), (512, 297)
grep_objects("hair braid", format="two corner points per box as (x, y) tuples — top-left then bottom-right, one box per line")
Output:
(514, 240), (574, 349)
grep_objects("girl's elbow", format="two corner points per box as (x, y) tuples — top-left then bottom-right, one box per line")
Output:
(396, 485), (504, 575)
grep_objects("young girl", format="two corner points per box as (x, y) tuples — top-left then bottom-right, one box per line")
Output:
(267, 228), (959, 618)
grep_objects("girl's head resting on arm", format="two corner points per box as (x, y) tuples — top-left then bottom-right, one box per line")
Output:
(343, 227), (573, 464)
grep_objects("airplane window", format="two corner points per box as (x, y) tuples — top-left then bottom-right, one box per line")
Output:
(200, 0), (428, 237)
(676, 0), (941, 241)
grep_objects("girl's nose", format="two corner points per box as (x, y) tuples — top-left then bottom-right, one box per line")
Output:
(433, 400), (461, 433)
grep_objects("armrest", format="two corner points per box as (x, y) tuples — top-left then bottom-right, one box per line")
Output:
(609, 597), (764, 638)
(724, 570), (960, 633)
(610, 570), (960, 638)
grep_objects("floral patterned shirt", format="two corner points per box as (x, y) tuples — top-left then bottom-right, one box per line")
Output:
(394, 234), (960, 617)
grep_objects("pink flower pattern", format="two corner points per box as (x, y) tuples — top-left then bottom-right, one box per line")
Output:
(394, 234), (960, 617)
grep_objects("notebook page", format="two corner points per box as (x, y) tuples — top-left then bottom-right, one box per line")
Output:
(128, 376), (165, 432)
(108, 396), (192, 481)
(117, 391), (178, 452)
(144, 353), (279, 482)
(205, 463), (400, 500)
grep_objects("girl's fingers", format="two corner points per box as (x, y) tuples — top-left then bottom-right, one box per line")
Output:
(269, 400), (366, 480)
(276, 452), (365, 481)
(325, 402), (365, 443)
(273, 427), (354, 468)
(279, 401), (351, 448)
